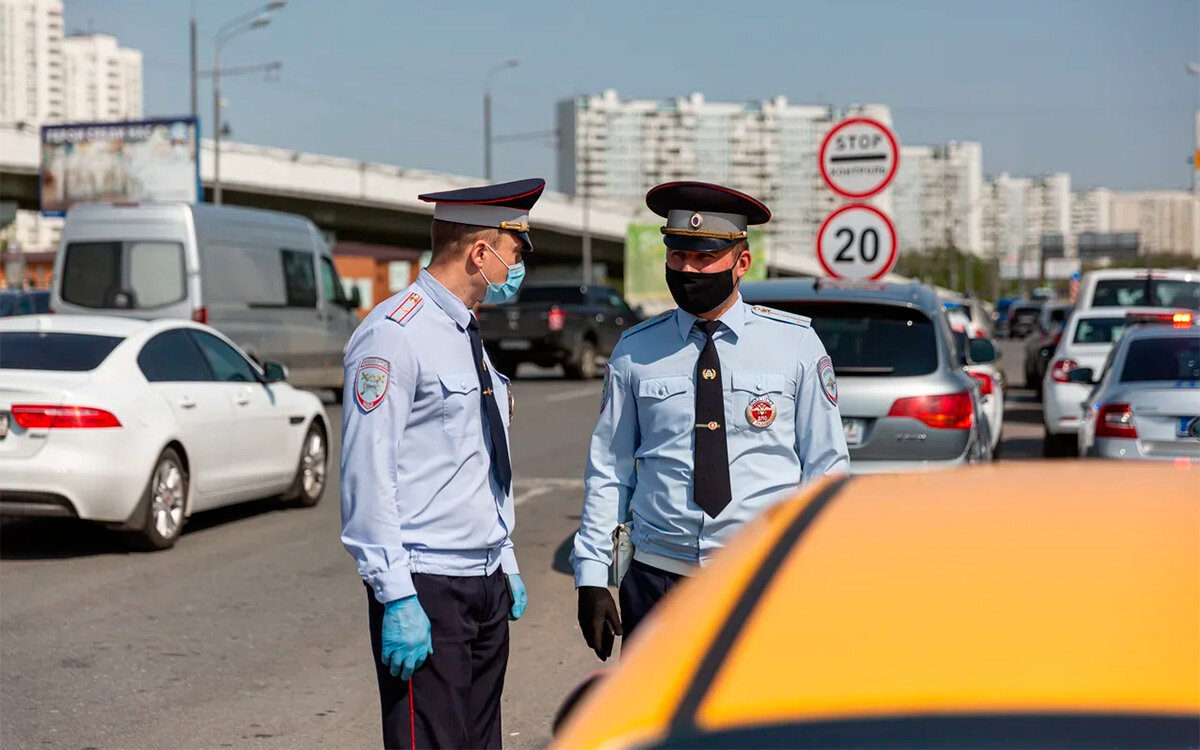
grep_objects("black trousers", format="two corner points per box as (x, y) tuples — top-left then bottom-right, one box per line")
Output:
(617, 559), (686, 640)
(366, 571), (511, 750)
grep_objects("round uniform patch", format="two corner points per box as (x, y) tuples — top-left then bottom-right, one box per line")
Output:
(818, 355), (837, 406)
(746, 396), (777, 428)
(355, 356), (390, 412)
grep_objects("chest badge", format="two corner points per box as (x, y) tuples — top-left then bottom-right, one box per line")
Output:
(746, 396), (777, 428)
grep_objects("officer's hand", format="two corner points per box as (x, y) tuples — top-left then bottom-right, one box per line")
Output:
(577, 586), (622, 661)
(380, 595), (433, 680)
(508, 574), (528, 621)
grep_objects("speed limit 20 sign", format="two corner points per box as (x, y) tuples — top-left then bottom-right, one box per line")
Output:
(819, 117), (899, 199)
(816, 204), (898, 281)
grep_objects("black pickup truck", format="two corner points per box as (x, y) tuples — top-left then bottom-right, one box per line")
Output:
(478, 283), (641, 379)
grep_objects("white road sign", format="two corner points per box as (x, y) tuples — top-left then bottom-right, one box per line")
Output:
(817, 204), (898, 280)
(819, 117), (900, 199)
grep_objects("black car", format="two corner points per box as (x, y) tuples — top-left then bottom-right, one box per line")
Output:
(1022, 302), (1073, 396)
(1007, 300), (1044, 339)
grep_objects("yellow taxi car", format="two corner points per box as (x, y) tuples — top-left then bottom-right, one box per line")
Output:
(553, 462), (1199, 749)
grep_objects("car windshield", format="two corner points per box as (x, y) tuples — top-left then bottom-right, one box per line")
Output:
(1092, 278), (1200, 310)
(0, 332), (123, 371)
(516, 286), (587, 304)
(1119, 335), (1200, 382)
(1072, 317), (1129, 344)
(758, 301), (939, 376)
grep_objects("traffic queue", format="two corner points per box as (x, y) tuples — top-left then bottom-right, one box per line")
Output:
(0, 177), (1196, 749)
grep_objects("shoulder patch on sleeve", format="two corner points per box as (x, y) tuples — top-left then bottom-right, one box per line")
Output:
(620, 309), (675, 339)
(750, 304), (811, 328)
(817, 354), (837, 405)
(385, 292), (424, 326)
(354, 356), (390, 412)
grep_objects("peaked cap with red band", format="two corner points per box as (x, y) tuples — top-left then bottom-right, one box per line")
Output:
(646, 181), (771, 253)
(419, 178), (546, 251)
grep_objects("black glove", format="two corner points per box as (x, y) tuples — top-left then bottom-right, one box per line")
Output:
(577, 586), (622, 661)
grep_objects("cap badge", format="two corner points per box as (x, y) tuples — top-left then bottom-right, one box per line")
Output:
(690, 212), (703, 229)
(747, 396), (777, 428)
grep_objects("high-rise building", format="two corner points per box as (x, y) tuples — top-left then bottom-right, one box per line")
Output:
(62, 33), (142, 122)
(1108, 191), (1200, 257)
(892, 141), (983, 256)
(0, 0), (65, 125)
(981, 172), (1071, 265)
(557, 90), (892, 273)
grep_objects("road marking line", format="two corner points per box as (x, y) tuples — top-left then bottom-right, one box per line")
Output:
(514, 477), (585, 505)
(543, 386), (602, 403)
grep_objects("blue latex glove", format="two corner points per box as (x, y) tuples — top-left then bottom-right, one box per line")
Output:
(508, 574), (527, 621)
(380, 595), (433, 680)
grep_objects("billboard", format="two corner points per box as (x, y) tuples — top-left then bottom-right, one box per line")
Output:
(41, 117), (199, 216)
(624, 223), (767, 304)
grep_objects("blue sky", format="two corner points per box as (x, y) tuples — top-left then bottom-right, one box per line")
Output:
(63, 0), (1199, 191)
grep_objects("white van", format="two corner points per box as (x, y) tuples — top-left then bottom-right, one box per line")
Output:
(1076, 268), (1200, 311)
(50, 202), (359, 394)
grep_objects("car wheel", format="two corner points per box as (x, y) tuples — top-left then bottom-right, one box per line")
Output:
(565, 340), (598, 380)
(126, 448), (188, 551)
(283, 422), (328, 507)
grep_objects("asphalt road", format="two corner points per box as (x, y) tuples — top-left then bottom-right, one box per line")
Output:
(1, 343), (1043, 749)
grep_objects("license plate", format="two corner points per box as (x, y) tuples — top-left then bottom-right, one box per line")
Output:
(842, 418), (864, 446)
(498, 339), (531, 351)
(0, 413), (8, 439)
(1177, 416), (1200, 439)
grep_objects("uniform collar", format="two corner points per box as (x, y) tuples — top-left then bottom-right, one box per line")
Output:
(674, 294), (746, 342)
(416, 269), (473, 330)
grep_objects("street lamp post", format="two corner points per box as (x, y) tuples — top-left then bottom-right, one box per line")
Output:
(209, 1), (286, 205)
(483, 59), (518, 182)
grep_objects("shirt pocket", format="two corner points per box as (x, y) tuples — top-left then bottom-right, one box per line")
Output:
(439, 371), (481, 437)
(729, 371), (790, 433)
(636, 375), (692, 440)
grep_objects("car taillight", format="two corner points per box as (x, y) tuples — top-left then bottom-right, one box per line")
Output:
(10, 404), (122, 429)
(548, 306), (566, 332)
(887, 392), (973, 430)
(970, 372), (994, 395)
(192, 307), (208, 325)
(1050, 358), (1079, 383)
(1095, 403), (1136, 439)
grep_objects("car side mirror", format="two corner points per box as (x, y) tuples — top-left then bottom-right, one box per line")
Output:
(262, 361), (288, 383)
(968, 338), (997, 364)
(1067, 367), (1094, 384)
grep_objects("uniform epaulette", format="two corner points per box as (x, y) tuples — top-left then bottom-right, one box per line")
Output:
(620, 309), (675, 339)
(750, 304), (811, 328)
(385, 292), (424, 326)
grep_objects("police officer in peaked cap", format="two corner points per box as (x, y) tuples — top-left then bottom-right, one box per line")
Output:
(340, 178), (544, 748)
(571, 181), (850, 660)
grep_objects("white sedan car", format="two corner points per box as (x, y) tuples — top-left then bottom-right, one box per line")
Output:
(1077, 318), (1200, 461)
(949, 312), (1004, 454)
(0, 315), (329, 549)
(1041, 307), (1184, 457)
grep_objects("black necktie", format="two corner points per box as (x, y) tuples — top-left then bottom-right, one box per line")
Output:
(467, 318), (512, 491)
(693, 320), (731, 518)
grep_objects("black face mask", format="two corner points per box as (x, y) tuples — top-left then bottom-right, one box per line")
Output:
(664, 264), (737, 316)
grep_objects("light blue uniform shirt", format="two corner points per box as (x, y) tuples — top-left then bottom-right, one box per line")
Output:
(572, 296), (849, 588)
(341, 270), (518, 604)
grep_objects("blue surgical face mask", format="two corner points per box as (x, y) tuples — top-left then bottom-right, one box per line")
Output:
(479, 243), (526, 304)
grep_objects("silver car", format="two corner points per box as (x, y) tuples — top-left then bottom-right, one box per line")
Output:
(741, 279), (992, 474)
(1076, 317), (1200, 461)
